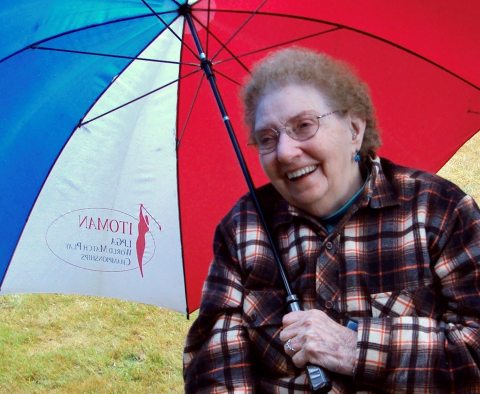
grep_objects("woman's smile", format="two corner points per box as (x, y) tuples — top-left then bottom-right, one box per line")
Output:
(286, 165), (318, 181)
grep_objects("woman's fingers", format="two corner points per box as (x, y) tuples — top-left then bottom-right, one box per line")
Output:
(280, 309), (357, 375)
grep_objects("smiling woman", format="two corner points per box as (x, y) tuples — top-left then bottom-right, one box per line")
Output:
(183, 47), (480, 393)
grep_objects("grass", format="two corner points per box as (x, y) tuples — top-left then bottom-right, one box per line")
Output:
(0, 294), (194, 393)
(0, 131), (479, 393)
(438, 131), (480, 201)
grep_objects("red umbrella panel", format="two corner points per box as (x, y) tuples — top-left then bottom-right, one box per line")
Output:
(178, 1), (480, 312)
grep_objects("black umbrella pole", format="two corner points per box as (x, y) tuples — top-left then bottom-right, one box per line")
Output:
(183, 9), (331, 393)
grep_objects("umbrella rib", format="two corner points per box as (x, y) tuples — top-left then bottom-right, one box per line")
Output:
(190, 14), (251, 75)
(211, 67), (242, 87)
(208, 0), (269, 61)
(30, 45), (198, 67)
(196, 27), (342, 86)
(0, 11), (179, 64)
(215, 27), (342, 66)
(80, 68), (202, 126)
(140, 0), (200, 61)
(201, 8), (479, 91)
(176, 72), (206, 148)
(348, 31), (480, 91)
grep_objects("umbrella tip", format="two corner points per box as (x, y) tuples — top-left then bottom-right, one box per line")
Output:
(178, 3), (192, 16)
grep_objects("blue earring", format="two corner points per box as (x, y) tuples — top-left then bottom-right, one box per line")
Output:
(354, 150), (361, 163)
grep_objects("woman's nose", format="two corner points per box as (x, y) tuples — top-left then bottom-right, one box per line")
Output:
(275, 131), (301, 163)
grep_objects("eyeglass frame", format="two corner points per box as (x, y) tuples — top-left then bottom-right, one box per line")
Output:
(249, 110), (343, 154)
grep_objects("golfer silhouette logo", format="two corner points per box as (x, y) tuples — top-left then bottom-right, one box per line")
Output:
(136, 204), (161, 278)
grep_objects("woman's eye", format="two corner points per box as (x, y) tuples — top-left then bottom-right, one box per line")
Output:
(296, 119), (315, 131)
(256, 131), (276, 145)
(259, 135), (275, 144)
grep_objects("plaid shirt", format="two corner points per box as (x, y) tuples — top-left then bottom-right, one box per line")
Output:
(184, 157), (480, 393)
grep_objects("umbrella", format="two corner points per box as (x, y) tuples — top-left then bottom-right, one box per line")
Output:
(1, 0), (479, 317)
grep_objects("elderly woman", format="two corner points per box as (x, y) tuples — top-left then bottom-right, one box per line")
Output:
(183, 47), (480, 392)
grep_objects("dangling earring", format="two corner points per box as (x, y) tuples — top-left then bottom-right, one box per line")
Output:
(354, 150), (361, 163)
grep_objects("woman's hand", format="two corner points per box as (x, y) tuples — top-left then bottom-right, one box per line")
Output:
(280, 310), (357, 376)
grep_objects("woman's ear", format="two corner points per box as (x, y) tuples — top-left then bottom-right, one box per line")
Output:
(348, 113), (366, 148)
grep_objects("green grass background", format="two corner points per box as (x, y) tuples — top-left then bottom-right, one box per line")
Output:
(1, 131), (479, 393)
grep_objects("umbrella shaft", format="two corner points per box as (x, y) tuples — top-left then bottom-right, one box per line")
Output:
(184, 10), (294, 295)
(184, 8), (331, 393)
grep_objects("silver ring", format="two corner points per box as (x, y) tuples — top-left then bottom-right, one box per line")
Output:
(285, 338), (296, 353)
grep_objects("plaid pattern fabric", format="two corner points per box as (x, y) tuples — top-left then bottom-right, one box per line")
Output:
(183, 157), (480, 393)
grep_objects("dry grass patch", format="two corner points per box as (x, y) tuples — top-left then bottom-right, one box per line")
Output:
(438, 131), (480, 202)
(0, 294), (194, 393)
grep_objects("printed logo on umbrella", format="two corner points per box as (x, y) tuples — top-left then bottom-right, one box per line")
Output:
(45, 205), (162, 277)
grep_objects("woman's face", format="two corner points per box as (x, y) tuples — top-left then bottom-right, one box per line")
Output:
(254, 83), (366, 217)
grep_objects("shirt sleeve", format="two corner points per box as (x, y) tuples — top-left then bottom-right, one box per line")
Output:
(354, 195), (480, 392)
(183, 221), (256, 393)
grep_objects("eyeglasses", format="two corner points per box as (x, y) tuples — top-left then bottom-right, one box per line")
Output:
(251, 110), (341, 154)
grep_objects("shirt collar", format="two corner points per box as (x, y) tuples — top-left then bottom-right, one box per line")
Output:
(364, 156), (400, 209)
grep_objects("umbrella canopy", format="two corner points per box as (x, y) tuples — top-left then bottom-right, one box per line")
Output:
(1, 0), (479, 314)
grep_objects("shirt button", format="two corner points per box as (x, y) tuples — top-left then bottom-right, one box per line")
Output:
(325, 300), (334, 309)
(250, 313), (257, 323)
(325, 241), (333, 250)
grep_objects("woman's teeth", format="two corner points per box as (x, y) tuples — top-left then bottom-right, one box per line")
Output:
(286, 165), (317, 180)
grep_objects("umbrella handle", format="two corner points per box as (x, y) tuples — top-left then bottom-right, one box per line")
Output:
(287, 296), (332, 393)
(306, 365), (332, 393)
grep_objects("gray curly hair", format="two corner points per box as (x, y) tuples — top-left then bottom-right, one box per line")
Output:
(241, 47), (381, 160)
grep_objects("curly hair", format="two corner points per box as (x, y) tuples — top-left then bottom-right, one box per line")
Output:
(241, 47), (381, 160)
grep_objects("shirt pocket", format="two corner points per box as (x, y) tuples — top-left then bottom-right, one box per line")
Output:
(370, 284), (441, 319)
